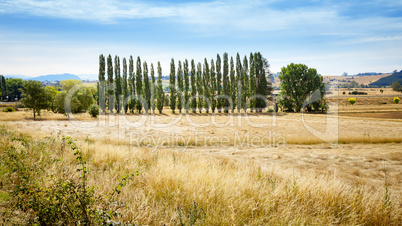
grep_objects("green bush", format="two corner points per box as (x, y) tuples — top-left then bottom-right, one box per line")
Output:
(394, 97), (400, 104)
(348, 98), (356, 105)
(2, 107), (15, 112)
(88, 104), (100, 118)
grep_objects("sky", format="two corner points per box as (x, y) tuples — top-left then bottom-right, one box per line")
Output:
(0, 0), (402, 79)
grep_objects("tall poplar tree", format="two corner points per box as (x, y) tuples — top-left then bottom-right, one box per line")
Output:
(150, 63), (156, 114)
(210, 59), (217, 113)
(196, 62), (203, 113)
(230, 56), (236, 113)
(122, 57), (128, 113)
(184, 59), (190, 113)
(156, 61), (164, 114)
(249, 53), (256, 112)
(236, 53), (242, 113)
(114, 56), (122, 113)
(136, 56), (143, 113)
(98, 54), (106, 112)
(143, 61), (150, 114)
(222, 53), (229, 113)
(255, 52), (270, 112)
(169, 58), (176, 113)
(128, 56), (136, 113)
(242, 55), (249, 112)
(203, 58), (210, 113)
(190, 59), (197, 113)
(216, 54), (222, 113)
(177, 60), (184, 113)
(107, 54), (114, 113)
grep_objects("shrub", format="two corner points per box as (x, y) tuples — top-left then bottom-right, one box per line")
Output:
(88, 104), (100, 118)
(348, 98), (356, 105)
(2, 107), (15, 112)
(394, 97), (400, 104)
(342, 91), (345, 95)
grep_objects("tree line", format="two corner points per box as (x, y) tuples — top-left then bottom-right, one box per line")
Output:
(97, 52), (273, 114)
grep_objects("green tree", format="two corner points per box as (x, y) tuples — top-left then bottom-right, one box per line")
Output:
(249, 53), (256, 112)
(391, 81), (401, 92)
(45, 86), (59, 112)
(230, 56), (236, 113)
(114, 56), (122, 113)
(4, 78), (23, 101)
(55, 80), (96, 114)
(169, 58), (176, 113)
(242, 55), (249, 112)
(150, 63), (156, 114)
(184, 59), (190, 113)
(156, 61), (164, 114)
(0, 75), (5, 100)
(128, 56), (136, 113)
(210, 59), (217, 113)
(21, 80), (52, 119)
(222, 53), (229, 113)
(190, 59), (197, 113)
(216, 54), (222, 113)
(278, 63), (323, 112)
(122, 57), (128, 113)
(196, 62), (203, 113)
(143, 61), (150, 114)
(136, 57), (143, 113)
(107, 54), (114, 113)
(254, 52), (270, 112)
(236, 53), (242, 113)
(98, 54), (106, 112)
(177, 60), (184, 113)
(203, 58), (210, 113)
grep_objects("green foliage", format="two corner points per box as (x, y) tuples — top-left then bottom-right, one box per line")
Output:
(348, 98), (356, 105)
(151, 63), (156, 114)
(216, 54), (222, 113)
(55, 80), (96, 114)
(170, 58), (176, 113)
(114, 56), (122, 113)
(107, 54), (114, 113)
(2, 107), (15, 112)
(210, 59), (217, 113)
(20, 80), (52, 119)
(177, 60), (184, 113)
(371, 70), (402, 87)
(236, 53), (242, 112)
(393, 97), (400, 104)
(143, 61), (150, 114)
(242, 55), (249, 111)
(248, 53), (256, 112)
(128, 55), (136, 113)
(3, 78), (23, 101)
(391, 81), (402, 92)
(196, 62), (203, 113)
(190, 59), (197, 113)
(203, 58), (210, 113)
(229, 56), (236, 113)
(122, 57), (128, 113)
(88, 104), (100, 118)
(156, 61), (165, 114)
(184, 59), (190, 113)
(136, 57), (143, 113)
(278, 63), (324, 112)
(222, 53), (230, 113)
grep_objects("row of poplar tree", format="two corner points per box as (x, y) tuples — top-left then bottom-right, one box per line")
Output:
(97, 52), (272, 114)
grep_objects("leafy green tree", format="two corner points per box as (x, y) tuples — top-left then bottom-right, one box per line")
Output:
(21, 80), (52, 119)
(122, 57), (128, 113)
(222, 53), (230, 113)
(128, 56), (136, 113)
(184, 59), (190, 113)
(203, 58), (210, 113)
(150, 63), (156, 114)
(45, 86), (59, 112)
(230, 56), (236, 113)
(177, 60), (184, 113)
(0, 75), (5, 100)
(216, 54), (222, 113)
(278, 63), (323, 112)
(169, 58), (176, 113)
(136, 57), (143, 113)
(88, 104), (100, 118)
(249, 53), (256, 112)
(190, 59), (197, 113)
(236, 53), (242, 113)
(55, 80), (96, 114)
(254, 52), (270, 112)
(143, 61), (150, 114)
(156, 61), (164, 114)
(391, 81), (401, 92)
(98, 54), (106, 112)
(196, 62), (203, 113)
(4, 78), (23, 101)
(114, 56), (122, 113)
(242, 55), (249, 112)
(210, 59), (217, 113)
(106, 54), (114, 112)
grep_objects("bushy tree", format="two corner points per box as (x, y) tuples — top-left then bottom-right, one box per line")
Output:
(222, 53), (230, 113)
(229, 56), (236, 113)
(242, 55), (249, 112)
(391, 81), (401, 92)
(107, 54), (114, 112)
(236, 53), (242, 112)
(21, 80), (52, 119)
(88, 104), (100, 118)
(3, 78), (23, 101)
(55, 80), (97, 114)
(216, 54), (222, 113)
(177, 60), (184, 113)
(156, 62), (164, 113)
(128, 56), (136, 113)
(0, 75), (5, 100)
(348, 98), (356, 105)
(278, 63), (324, 112)
(203, 58), (210, 113)
(196, 62), (203, 113)
(393, 97), (399, 104)
(169, 58), (176, 113)
(122, 57), (128, 113)
(150, 63), (156, 114)
(190, 59), (197, 113)
(136, 57), (143, 113)
(143, 61), (150, 114)
(98, 54), (106, 112)
(210, 59), (217, 113)
(184, 59), (190, 113)
(249, 53), (256, 112)
(114, 56), (122, 113)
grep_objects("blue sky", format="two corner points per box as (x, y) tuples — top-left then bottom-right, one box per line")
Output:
(1, 0), (402, 79)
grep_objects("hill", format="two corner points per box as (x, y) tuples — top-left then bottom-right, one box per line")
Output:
(370, 71), (402, 86)
(5, 73), (81, 82)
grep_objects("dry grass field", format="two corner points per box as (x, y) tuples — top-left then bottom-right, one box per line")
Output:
(0, 101), (401, 224)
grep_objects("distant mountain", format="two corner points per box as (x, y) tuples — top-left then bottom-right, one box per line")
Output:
(370, 71), (402, 86)
(30, 73), (82, 82)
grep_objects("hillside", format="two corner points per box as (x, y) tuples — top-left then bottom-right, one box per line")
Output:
(370, 71), (402, 86)
(5, 73), (81, 82)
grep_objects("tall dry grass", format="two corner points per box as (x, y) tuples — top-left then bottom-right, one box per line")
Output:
(0, 126), (400, 224)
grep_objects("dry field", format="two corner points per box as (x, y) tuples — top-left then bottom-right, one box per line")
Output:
(0, 106), (401, 224)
